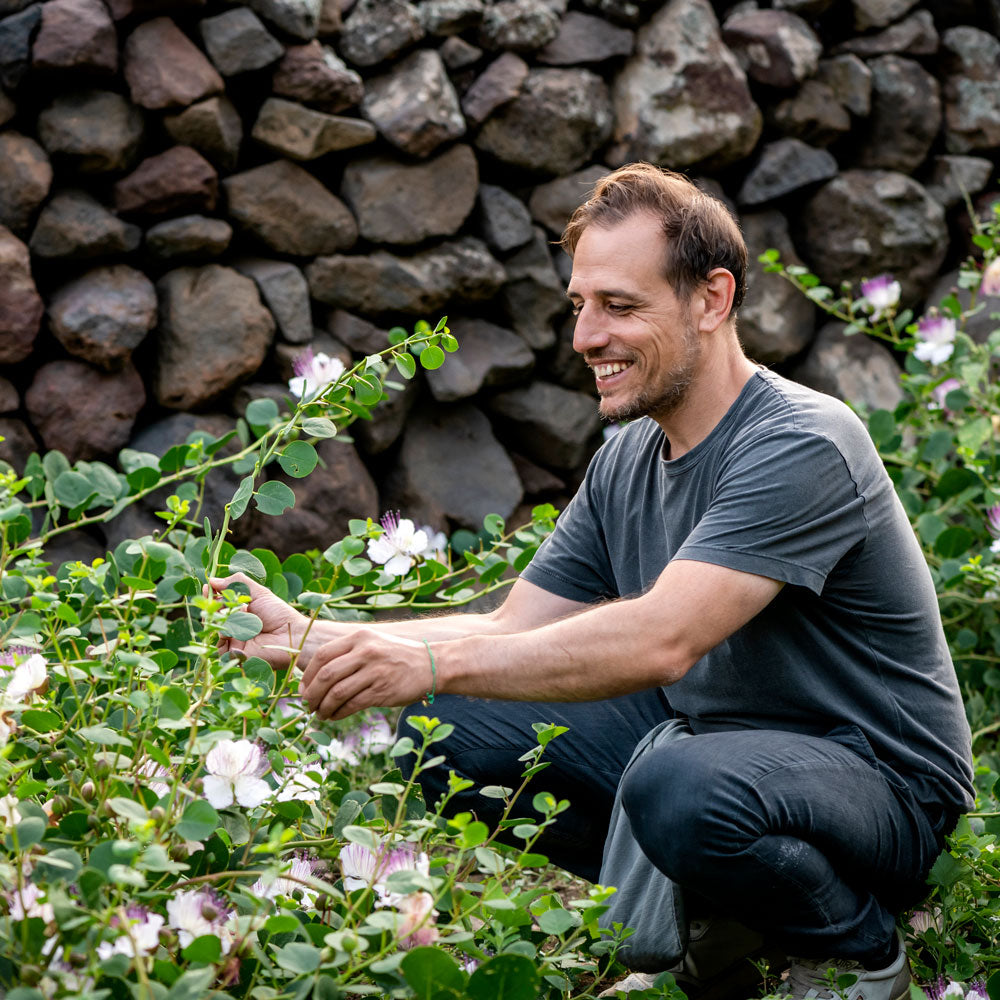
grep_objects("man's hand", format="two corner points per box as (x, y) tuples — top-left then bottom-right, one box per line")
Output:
(300, 630), (433, 720)
(208, 573), (316, 670)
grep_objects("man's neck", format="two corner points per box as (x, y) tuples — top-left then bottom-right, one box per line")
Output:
(654, 346), (760, 460)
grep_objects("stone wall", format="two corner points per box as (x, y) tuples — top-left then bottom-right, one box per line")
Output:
(1, 0), (998, 562)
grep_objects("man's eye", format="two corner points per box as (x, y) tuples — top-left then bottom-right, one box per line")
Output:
(607, 303), (631, 313)
(570, 304), (582, 316)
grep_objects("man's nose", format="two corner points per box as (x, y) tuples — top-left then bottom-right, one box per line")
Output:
(571, 304), (609, 355)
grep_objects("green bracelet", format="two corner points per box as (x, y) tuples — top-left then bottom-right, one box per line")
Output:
(421, 639), (436, 705)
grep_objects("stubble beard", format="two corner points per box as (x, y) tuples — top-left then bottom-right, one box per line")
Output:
(597, 323), (701, 424)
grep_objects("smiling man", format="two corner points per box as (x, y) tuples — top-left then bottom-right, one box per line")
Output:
(216, 164), (974, 1000)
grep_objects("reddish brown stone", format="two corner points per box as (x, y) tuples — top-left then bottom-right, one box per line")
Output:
(26, 359), (146, 461)
(0, 131), (52, 233)
(272, 41), (363, 112)
(32, 0), (117, 73)
(0, 225), (43, 363)
(123, 17), (223, 110)
(0, 418), (37, 471)
(163, 96), (242, 171)
(114, 146), (217, 215)
(0, 375), (18, 412)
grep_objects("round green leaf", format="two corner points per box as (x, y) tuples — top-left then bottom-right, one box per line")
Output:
(467, 955), (539, 1000)
(221, 610), (263, 640)
(246, 398), (280, 430)
(229, 550), (267, 582)
(254, 480), (296, 516)
(274, 942), (321, 974)
(301, 417), (338, 439)
(401, 947), (464, 997)
(53, 470), (97, 509)
(278, 441), (318, 478)
(419, 345), (446, 370)
(354, 373), (383, 405)
(176, 801), (219, 842)
(536, 907), (579, 935)
(182, 934), (222, 963)
(395, 353), (417, 379)
(230, 475), (254, 520)
(934, 525), (975, 559)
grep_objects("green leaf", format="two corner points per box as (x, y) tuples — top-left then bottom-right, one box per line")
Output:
(182, 934), (222, 963)
(957, 416), (992, 452)
(927, 850), (963, 887)
(934, 526), (974, 559)
(483, 514), (505, 537)
(301, 416), (338, 439)
(254, 480), (296, 516)
(265, 914), (301, 934)
(537, 907), (579, 935)
(419, 345), (446, 370)
(220, 610), (263, 640)
(230, 475), (254, 520)
(246, 397), (280, 431)
(19, 709), (61, 733)
(176, 801), (219, 842)
(12, 816), (46, 849)
(108, 797), (150, 823)
(79, 725), (131, 747)
(916, 513), (947, 547)
(395, 352), (417, 379)
(441, 332), (459, 352)
(52, 470), (97, 509)
(401, 947), (465, 998)
(163, 967), (216, 1000)
(986, 970), (1000, 1000)
(467, 954), (539, 1000)
(229, 550), (267, 582)
(867, 410), (895, 446)
(35, 847), (82, 883)
(933, 468), (978, 499)
(458, 821), (489, 849)
(920, 429), (953, 463)
(355, 373), (383, 405)
(274, 941), (321, 974)
(278, 440), (319, 478)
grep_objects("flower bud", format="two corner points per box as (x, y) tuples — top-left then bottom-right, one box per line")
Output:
(150, 806), (166, 821)
(50, 795), (71, 817)
(49, 750), (68, 765)
(320, 947), (334, 963)
(93, 760), (112, 779)
(87, 813), (101, 829)
(191, 777), (204, 793)
(67, 951), (88, 968)
(20, 966), (41, 986)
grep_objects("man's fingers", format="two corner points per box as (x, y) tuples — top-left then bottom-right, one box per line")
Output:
(313, 672), (372, 720)
(301, 634), (355, 690)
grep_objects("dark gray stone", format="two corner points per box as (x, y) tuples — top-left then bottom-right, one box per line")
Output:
(252, 98), (377, 159)
(791, 321), (903, 412)
(341, 143), (478, 245)
(479, 0), (558, 52)
(0, 4), (41, 90)
(354, 374), (419, 456)
(156, 265), (276, 409)
(852, 0), (918, 30)
(223, 159), (358, 256)
(272, 41), (364, 113)
(307, 237), (505, 315)
(770, 79), (852, 146)
(424, 317), (534, 401)
(0, 376), (17, 412)
(439, 34), (481, 69)
(737, 139), (838, 207)
(361, 48), (464, 157)
(145, 214), (232, 259)
(773, 0), (834, 14)
(247, 0), (322, 41)
(48, 265), (157, 370)
(0, 417), (36, 471)
(800, 170), (947, 306)
(418, 0), (483, 35)
(610, 0), (761, 169)
(924, 156), (993, 210)
(340, 0), (423, 66)
(941, 27), (1000, 155)
(477, 183), (533, 253)
(486, 381), (601, 472)
(26, 359), (145, 461)
(855, 56), (940, 173)
(273, 333), (349, 381)
(383, 402), (523, 528)
(328, 310), (387, 354)
(738, 209), (816, 364)
(461, 51), (528, 127)
(579, 0), (655, 26)
(32, 0), (117, 73)
(0, 224), (42, 363)
(834, 9), (938, 57)
(200, 8), (283, 76)
(528, 164), (608, 235)
(477, 67), (612, 176)
(722, 8), (822, 89)
(815, 55), (872, 117)
(233, 258), (312, 344)
(538, 10), (633, 65)
(0, 87), (13, 125)
(37, 90), (144, 173)
(30, 189), (141, 259)
(501, 227), (566, 350)
(163, 96), (243, 172)
(0, 131), (51, 233)
(543, 312), (594, 394)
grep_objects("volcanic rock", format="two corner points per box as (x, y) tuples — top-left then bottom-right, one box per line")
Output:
(37, 90), (144, 173)
(0, 131), (51, 232)
(461, 51), (528, 127)
(722, 8), (822, 89)
(48, 265), (157, 370)
(528, 164), (608, 235)
(737, 139), (838, 207)
(0, 225), (43, 363)
(114, 146), (217, 215)
(223, 159), (357, 256)
(477, 183), (534, 253)
(354, 374), (420, 455)
(538, 10), (633, 64)
(272, 42), (364, 112)
(144, 215), (232, 259)
(232, 258), (312, 344)
(155, 265), (276, 409)
(199, 7), (283, 76)
(251, 98), (376, 159)
(0, 418), (36, 470)
(163, 96), (242, 171)
(327, 310), (388, 355)
(419, 0), (483, 36)
(941, 27), (1000, 155)
(247, 0), (322, 40)
(814, 54), (872, 117)
(834, 9), (938, 56)
(770, 79), (851, 146)
(339, 0), (422, 66)
(30, 190), (141, 259)
(32, 0), (116, 73)
(341, 144), (478, 245)
(852, 0), (918, 30)
(439, 34), (481, 68)
(501, 227), (565, 350)
(0, 377), (17, 412)
(0, 4), (41, 90)
(479, 0), (559, 52)
(924, 156), (993, 210)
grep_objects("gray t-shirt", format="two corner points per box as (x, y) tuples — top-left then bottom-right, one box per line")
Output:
(522, 370), (975, 815)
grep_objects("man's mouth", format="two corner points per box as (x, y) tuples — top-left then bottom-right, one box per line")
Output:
(591, 360), (635, 378)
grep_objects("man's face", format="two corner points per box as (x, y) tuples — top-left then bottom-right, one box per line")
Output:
(567, 211), (701, 425)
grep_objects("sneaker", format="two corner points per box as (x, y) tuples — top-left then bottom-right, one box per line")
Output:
(779, 947), (910, 1000)
(598, 917), (786, 999)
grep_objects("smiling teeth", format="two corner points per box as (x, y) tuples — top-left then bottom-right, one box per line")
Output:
(595, 362), (631, 377)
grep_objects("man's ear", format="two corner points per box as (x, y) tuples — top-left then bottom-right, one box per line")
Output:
(697, 268), (736, 334)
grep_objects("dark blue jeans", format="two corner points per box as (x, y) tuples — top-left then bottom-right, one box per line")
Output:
(398, 690), (951, 963)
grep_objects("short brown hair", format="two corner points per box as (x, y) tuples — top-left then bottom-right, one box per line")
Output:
(561, 163), (747, 312)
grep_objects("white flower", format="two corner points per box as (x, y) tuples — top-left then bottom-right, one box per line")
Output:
(367, 511), (428, 577)
(289, 349), (345, 400)
(991, 538), (1000, 554)
(166, 889), (232, 953)
(419, 527), (449, 564)
(943, 983), (964, 999)
(136, 758), (171, 798)
(339, 839), (429, 904)
(203, 739), (271, 809)
(5, 653), (47, 702)
(344, 713), (394, 757)
(397, 891), (439, 949)
(0, 794), (22, 826)
(860, 274), (901, 320)
(275, 764), (322, 803)
(96, 906), (165, 960)
(914, 314), (957, 365)
(340, 842), (382, 892)
(251, 855), (320, 904)
(311, 734), (360, 767)
(8, 880), (54, 922)
(981, 257), (1000, 297)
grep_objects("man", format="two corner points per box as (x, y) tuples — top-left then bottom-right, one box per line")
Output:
(217, 164), (974, 1000)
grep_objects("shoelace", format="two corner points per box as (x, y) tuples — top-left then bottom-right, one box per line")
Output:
(783, 957), (862, 999)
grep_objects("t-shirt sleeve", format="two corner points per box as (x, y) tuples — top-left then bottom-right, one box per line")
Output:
(673, 431), (868, 595)
(520, 456), (617, 603)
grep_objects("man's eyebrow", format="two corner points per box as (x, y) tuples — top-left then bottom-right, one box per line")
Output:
(566, 288), (639, 301)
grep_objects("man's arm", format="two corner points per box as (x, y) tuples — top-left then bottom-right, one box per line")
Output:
(301, 558), (784, 718)
(208, 574), (584, 669)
